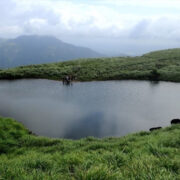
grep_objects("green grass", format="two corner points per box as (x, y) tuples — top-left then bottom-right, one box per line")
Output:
(0, 48), (180, 82)
(0, 116), (179, 179)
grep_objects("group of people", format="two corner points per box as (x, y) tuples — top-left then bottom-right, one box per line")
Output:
(62, 75), (75, 85)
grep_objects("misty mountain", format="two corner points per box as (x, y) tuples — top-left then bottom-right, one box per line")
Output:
(0, 38), (7, 45)
(0, 35), (102, 68)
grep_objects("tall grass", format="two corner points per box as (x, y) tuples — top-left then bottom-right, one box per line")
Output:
(0, 116), (179, 179)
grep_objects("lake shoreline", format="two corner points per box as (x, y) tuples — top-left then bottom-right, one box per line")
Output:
(0, 73), (180, 83)
(1, 77), (180, 84)
(0, 48), (180, 83)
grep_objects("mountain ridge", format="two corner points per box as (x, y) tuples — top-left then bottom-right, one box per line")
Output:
(0, 35), (102, 68)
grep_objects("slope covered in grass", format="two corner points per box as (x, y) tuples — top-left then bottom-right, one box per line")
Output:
(0, 116), (179, 179)
(0, 48), (180, 82)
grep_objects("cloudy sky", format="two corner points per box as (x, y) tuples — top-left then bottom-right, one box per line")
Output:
(1, 0), (180, 55)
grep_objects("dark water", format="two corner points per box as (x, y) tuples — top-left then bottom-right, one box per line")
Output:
(0, 79), (180, 139)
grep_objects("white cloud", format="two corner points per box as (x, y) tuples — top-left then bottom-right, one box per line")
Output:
(0, 26), (22, 38)
(102, 0), (180, 9)
(0, 0), (180, 53)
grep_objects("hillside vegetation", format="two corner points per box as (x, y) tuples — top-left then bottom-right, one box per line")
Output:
(0, 48), (180, 82)
(0, 116), (179, 179)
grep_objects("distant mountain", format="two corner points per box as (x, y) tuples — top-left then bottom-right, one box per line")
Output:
(0, 38), (7, 45)
(0, 35), (102, 68)
(106, 52), (130, 57)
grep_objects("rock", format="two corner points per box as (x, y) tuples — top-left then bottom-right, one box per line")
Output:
(149, 127), (162, 131)
(171, 119), (180, 124)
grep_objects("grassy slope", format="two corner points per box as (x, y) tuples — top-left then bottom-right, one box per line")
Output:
(0, 48), (180, 82)
(0, 117), (179, 180)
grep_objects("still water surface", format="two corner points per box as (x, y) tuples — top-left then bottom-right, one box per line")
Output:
(0, 79), (180, 139)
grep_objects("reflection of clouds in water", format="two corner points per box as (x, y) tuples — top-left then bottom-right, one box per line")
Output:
(0, 79), (180, 138)
(102, 109), (151, 136)
(64, 112), (104, 139)
(0, 94), (85, 137)
(99, 81), (180, 135)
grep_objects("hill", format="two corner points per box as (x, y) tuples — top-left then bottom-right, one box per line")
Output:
(0, 116), (179, 179)
(0, 48), (180, 82)
(0, 35), (102, 68)
(143, 48), (180, 59)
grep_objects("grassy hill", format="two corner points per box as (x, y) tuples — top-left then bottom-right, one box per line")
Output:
(0, 116), (179, 179)
(0, 48), (180, 82)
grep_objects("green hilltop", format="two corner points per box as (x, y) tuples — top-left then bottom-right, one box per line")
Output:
(0, 48), (180, 82)
(0, 116), (179, 179)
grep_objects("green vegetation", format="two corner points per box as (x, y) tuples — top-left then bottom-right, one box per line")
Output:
(0, 116), (179, 179)
(0, 48), (180, 82)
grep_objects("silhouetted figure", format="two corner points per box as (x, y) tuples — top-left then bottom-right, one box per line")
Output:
(62, 75), (73, 85)
(149, 127), (162, 131)
(69, 75), (76, 81)
(171, 119), (180, 125)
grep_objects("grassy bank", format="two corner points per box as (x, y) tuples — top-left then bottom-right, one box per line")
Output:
(0, 116), (179, 179)
(0, 48), (180, 82)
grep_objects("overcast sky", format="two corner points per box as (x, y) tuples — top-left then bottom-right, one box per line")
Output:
(1, 0), (180, 55)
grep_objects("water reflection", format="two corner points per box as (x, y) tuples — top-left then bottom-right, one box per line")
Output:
(0, 79), (180, 139)
(65, 112), (105, 139)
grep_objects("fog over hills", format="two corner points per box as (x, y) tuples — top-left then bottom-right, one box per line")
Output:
(0, 35), (102, 68)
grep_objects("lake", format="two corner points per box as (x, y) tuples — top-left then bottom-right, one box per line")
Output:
(0, 79), (180, 139)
